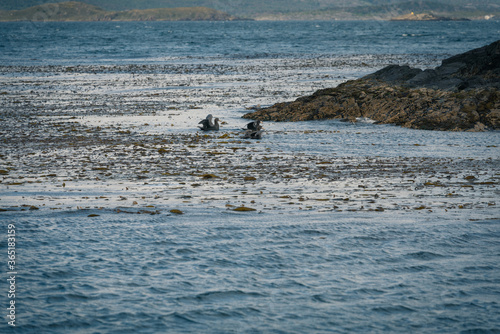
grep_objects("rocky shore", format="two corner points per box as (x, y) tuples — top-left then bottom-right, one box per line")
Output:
(243, 40), (500, 131)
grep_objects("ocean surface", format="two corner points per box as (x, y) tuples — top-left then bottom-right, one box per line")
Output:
(1, 20), (500, 333)
(1, 20), (500, 65)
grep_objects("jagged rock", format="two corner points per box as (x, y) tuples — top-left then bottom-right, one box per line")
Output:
(365, 39), (500, 91)
(486, 110), (500, 128)
(364, 65), (423, 84)
(244, 40), (500, 131)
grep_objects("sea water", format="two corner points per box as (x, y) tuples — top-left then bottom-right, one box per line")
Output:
(0, 20), (500, 333)
(1, 20), (500, 65)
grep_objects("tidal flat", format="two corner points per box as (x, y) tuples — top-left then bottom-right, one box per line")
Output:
(0, 58), (498, 219)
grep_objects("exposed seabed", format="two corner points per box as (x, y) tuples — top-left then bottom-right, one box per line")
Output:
(0, 58), (498, 220)
(0, 57), (499, 333)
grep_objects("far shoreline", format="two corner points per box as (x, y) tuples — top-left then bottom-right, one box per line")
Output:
(1, 18), (498, 23)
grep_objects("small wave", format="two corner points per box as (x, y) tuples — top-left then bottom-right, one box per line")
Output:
(401, 33), (424, 37)
(175, 247), (199, 255)
(46, 319), (93, 330)
(161, 312), (200, 324)
(406, 251), (444, 260)
(459, 328), (500, 334)
(179, 289), (264, 303)
(198, 289), (264, 300)
(463, 265), (496, 273)
(312, 294), (331, 303)
(46, 293), (92, 303)
(76, 283), (98, 291)
(372, 305), (417, 314)
(148, 286), (171, 294)
(353, 235), (387, 241)
(42, 269), (75, 279)
(388, 264), (432, 273)
(301, 229), (329, 235)
(46, 295), (67, 303)
(167, 308), (248, 322)
(352, 287), (385, 296)
(356, 117), (376, 124)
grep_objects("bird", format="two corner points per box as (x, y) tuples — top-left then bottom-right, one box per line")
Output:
(242, 125), (263, 139)
(242, 120), (261, 131)
(198, 114), (213, 129)
(198, 114), (219, 131)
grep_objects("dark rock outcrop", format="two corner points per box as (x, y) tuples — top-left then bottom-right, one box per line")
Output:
(244, 40), (500, 131)
(366, 39), (500, 91)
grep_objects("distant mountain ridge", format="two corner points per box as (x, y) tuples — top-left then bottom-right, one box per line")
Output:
(0, 0), (498, 19)
(0, 1), (241, 21)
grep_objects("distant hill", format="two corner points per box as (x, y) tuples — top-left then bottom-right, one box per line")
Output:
(0, 0), (498, 20)
(0, 2), (106, 21)
(255, 1), (499, 20)
(0, 1), (241, 21)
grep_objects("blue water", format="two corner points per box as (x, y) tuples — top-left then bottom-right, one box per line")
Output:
(1, 210), (500, 333)
(1, 21), (500, 333)
(1, 20), (499, 65)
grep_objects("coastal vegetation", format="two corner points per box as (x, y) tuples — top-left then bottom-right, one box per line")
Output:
(0, 0), (498, 20)
(0, 1), (241, 21)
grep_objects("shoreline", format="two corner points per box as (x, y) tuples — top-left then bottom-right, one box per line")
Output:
(0, 17), (497, 22)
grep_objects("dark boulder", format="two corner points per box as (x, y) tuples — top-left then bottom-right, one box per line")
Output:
(243, 40), (500, 131)
(365, 39), (500, 91)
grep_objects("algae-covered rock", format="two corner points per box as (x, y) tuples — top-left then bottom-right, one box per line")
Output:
(233, 206), (257, 212)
